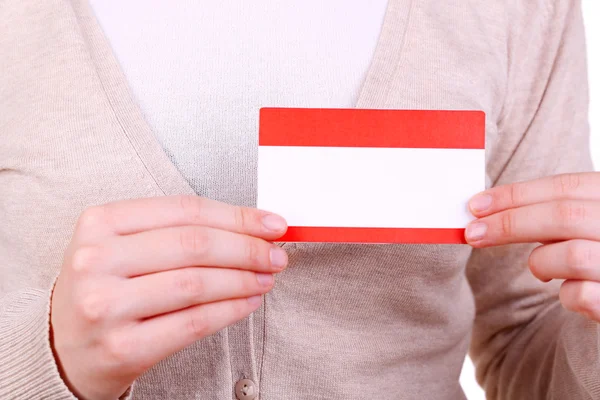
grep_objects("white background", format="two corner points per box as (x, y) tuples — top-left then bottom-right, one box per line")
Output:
(461, 1), (599, 398)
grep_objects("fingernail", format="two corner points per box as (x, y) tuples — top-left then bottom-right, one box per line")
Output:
(269, 246), (288, 270)
(466, 222), (488, 242)
(256, 273), (274, 287)
(469, 194), (493, 213)
(262, 214), (287, 232)
(247, 295), (262, 307)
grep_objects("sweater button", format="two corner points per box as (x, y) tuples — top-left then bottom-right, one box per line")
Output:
(235, 378), (258, 400)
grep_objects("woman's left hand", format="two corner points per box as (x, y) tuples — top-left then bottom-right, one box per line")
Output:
(466, 172), (600, 322)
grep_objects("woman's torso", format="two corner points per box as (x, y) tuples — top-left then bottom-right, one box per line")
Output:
(0, 1), (511, 398)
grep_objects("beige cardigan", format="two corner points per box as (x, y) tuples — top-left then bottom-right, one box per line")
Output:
(0, 0), (597, 399)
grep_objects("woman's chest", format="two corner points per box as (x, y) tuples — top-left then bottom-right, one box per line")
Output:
(1, 0), (508, 279)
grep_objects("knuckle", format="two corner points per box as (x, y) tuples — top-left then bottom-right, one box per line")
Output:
(243, 239), (263, 267)
(508, 183), (525, 207)
(233, 207), (251, 232)
(178, 195), (204, 224)
(175, 270), (205, 300)
(186, 311), (209, 339)
(79, 292), (110, 323)
(77, 206), (109, 231)
(500, 211), (514, 237)
(179, 227), (210, 258)
(104, 332), (135, 366)
(70, 246), (102, 274)
(555, 201), (587, 229)
(567, 241), (592, 274)
(553, 173), (581, 197)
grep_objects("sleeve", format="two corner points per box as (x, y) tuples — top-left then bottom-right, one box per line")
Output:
(0, 288), (78, 399)
(466, 0), (599, 398)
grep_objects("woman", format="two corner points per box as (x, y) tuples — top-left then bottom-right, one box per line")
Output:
(1, 0), (599, 399)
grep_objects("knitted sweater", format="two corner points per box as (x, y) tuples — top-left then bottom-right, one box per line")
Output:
(0, 1), (597, 399)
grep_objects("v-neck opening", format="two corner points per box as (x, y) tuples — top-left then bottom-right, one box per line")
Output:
(71, 0), (196, 197)
(70, 0), (412, 197)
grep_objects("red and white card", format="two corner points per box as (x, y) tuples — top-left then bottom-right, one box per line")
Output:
(257, 108), (485, 244)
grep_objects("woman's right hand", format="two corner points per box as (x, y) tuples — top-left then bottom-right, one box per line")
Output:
(50, 195), (288, 400)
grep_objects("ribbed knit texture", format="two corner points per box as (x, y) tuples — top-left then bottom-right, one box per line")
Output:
(0, 290), (74, 399)
(1, 0), (598, 399)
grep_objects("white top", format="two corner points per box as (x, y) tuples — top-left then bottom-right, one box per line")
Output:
(90, 1), (388, 206)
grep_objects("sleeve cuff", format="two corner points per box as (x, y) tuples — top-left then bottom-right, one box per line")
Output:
(0, 288), (79, 399)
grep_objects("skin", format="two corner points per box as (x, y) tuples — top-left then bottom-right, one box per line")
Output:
(50, 195), (289, 400)
(466, 172), (600, 323)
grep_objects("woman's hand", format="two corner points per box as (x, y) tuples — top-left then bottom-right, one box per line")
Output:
(51, 196), (288, 400)
(466, 172), (600, 322)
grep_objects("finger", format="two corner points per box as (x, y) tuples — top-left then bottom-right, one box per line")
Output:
(466, 200), (600, 247)
(559, 280), (600, 322)
(75, 195), (287, 241)
(469, 173), (600, 218)
(93, 226), (288, 277)
(529, 240), (600, 282)
(117, 297), (262, 370)
(117, 268), (274, 319)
